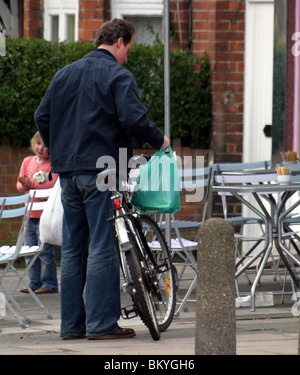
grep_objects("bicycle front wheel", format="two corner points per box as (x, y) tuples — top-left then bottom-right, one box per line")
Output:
(125, 248), (161, 341)
(137, 214), (176, 332)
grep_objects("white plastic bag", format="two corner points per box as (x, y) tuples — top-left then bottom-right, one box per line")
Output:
(39, 178), (63, 246)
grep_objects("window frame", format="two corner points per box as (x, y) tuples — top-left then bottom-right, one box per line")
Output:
(111, 0), (164, 45)
(43, 0), (79, 42)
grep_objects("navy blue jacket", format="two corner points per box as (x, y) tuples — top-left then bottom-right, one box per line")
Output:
(34, 49), (164, 174)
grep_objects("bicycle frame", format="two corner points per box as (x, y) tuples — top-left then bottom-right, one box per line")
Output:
(108, 190), (142, 306)
(108, 186), (162, 316)
(97, 161), (175, 338)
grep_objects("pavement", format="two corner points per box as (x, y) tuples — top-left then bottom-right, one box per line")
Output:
(0, 266), (299, 358)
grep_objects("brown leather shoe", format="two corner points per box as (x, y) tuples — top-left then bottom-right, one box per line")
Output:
(87, 325), (136, 340)
(19, 288), (34, 293)
(35, 288), (53, 294)
(62, 334), (86, 340)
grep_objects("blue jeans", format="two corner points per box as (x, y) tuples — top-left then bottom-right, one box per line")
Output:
(24, 218), (58, 292)
(60, 175), (120, 337)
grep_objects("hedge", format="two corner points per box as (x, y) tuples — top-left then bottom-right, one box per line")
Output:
(0, 38), (212, 149)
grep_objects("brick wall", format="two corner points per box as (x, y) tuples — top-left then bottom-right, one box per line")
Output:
(0, 139), (32, 244)
(193, 0), (245, 163)
(78, 0), (108, 41)
(23, 0), (43, 38)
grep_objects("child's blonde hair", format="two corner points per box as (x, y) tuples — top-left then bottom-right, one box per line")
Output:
(30, 131), (42, 153)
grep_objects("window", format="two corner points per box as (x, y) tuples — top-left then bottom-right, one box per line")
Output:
(124, 16), (162, 45)
(111, 0), (164, 46)
(66, 14), (75, 42)
(50, 15), (59, 42)
(44, 0), (78, 42)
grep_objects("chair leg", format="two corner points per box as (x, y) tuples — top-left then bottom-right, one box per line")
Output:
(175, 276), (197, 317)
(0, 284), (31, 327)
(4, 298), (28, 329)
(0, 263), (32, 326)
(9, 262), (53, 320)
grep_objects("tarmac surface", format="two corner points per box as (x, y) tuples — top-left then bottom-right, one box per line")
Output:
(0, 266), (299, 358)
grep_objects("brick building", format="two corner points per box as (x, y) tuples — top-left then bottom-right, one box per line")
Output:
(1, 0), (298, 166)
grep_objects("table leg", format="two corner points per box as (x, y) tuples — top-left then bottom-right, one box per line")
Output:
(232, 192), (272, 311)
(276, 197), (300, 289)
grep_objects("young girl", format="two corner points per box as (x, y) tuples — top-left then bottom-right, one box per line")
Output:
(17, 132), (59, 294)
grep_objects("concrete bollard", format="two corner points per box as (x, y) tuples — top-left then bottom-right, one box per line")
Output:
(195, 218), (236, 355)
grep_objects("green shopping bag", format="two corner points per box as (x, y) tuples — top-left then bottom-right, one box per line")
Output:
(131, 147), (181, 214)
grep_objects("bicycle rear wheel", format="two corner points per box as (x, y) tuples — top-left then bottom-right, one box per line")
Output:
(125, 248), (160, 341)
(136, 214), (176, 332)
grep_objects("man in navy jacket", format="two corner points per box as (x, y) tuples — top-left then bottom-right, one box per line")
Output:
(35, 18), (170, 340)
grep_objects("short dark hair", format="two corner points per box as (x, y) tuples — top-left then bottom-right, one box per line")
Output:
(95, 18), (135, 47)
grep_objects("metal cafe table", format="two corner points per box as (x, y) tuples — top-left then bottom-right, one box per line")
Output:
(213, 182), (300, 311)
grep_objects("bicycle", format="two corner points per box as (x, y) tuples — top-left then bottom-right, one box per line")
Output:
(96, 156), (176, 341)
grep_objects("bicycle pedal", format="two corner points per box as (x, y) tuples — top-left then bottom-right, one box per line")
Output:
(121, 305), (138, 320)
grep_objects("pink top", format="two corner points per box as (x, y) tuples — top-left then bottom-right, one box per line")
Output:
(16, 156), (59, 218)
